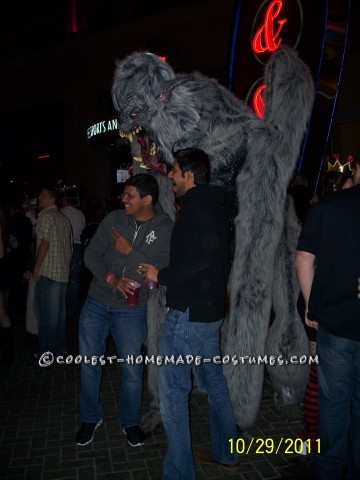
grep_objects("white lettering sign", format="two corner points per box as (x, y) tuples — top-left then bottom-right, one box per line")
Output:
(87, 118), (118, 139)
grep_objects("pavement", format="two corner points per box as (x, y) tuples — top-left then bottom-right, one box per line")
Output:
(0, 306), (316, 480)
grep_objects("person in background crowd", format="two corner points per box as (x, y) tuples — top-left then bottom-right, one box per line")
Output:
(33, 187), (72, 358)
(0, 202), (14, 364)
(296, 182), (360, 480)
(59, 194), (86, 317)
(353, 156), (360, 186)
(297, 153), (359, 454)
(5, 200), (33, 311)
(22, 199), (37, 228)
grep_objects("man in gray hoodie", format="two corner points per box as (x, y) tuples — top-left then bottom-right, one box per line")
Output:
(76, 174), (173, 448)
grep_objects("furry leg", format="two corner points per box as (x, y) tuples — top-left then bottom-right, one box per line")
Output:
(142, 286), (167, 432)
(265, 197), (309, 403)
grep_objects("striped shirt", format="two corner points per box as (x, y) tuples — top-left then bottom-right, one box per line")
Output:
(36, 206), (72, 282)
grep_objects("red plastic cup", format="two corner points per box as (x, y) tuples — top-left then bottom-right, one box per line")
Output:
(126, 282), (141, 306)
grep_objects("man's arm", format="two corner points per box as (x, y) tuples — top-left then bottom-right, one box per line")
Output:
(84, 215), (112, 280)
(295, 250), (317, 329)
(33, 239), (49, 282)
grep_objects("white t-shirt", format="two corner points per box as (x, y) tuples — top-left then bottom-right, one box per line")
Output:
(60, 206), (86, 244)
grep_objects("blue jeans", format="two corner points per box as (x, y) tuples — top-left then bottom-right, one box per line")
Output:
(34, 276), (67, 356)
(159, 308), (238, 480)
(66, 244), (83, 316)
(79, 295), (147, 428)
(316, 327), (360, 480)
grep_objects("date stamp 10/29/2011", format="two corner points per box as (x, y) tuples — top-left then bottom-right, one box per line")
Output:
(229, 437), (320, 455)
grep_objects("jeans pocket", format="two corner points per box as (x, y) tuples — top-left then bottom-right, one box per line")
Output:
(184, 322), (204, 351)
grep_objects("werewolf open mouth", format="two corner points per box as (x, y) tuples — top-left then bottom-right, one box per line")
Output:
(119, 126), (167, 175)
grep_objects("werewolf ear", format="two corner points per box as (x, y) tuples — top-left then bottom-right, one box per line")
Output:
(155, 76), (192, 102)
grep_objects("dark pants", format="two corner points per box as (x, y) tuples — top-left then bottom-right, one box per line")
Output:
(66, 244), (83, 316)
(316, 327), (360, 480)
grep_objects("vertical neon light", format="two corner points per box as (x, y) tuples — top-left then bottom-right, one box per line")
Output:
(71, 0), (78, 33)
(228, 0), (243, 92)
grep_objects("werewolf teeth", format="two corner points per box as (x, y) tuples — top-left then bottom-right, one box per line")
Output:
(118, 126), (141, 140)
(149, 142), (157, 156)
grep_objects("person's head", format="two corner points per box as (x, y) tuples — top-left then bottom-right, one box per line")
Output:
(168, 148), (211, 198)
(353, 158), (360, 186)
(37, 187), (57, 211)
(57, 193), (67, 208)
(339, 175), (354, 190)
(122, 173), (159, 220)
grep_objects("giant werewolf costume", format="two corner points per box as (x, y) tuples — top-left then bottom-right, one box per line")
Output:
(111, 47), (314, 430)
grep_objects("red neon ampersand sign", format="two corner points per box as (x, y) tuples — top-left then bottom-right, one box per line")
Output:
(253, 0), (287, 53)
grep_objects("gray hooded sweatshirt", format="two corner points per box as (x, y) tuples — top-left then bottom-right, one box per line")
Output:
(84, 209), (173, 307)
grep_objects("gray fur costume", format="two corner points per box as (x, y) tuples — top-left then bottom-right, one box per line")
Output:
(112, 47), (314, 430)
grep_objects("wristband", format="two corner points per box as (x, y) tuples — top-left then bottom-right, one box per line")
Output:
(105, 272), (115, 284)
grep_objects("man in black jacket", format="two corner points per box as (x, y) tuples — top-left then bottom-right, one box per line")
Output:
(141, 148), (238, 480)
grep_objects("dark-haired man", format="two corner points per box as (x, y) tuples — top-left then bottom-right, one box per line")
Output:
(141, 148), (238, 480)
(33, 188), (72, 358)
(76, 174), (173, 448)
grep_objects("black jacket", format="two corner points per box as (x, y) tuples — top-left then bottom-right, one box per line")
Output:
(158, 185), (230, 322)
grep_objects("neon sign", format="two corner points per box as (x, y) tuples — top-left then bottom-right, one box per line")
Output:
(251, 0), (287, 117)
(253, 85), (266, 118)
(87, 118), (118, 139)
(253, 1), (286, 53)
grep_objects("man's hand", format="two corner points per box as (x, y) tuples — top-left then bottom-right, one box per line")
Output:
(111, 227), (133, 255)
(33, 238), (49, 282)
(32, 266), (41, 282)
(139, 263), (159, 282)
(305, 307), (318, 330)
(107, 274), (138, 299)
(23, 270), (31, 281)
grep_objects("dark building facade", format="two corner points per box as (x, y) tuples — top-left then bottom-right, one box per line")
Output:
(1, 0), (359, 199)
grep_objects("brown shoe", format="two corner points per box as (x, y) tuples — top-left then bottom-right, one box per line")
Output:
(194, 450), (239, 471)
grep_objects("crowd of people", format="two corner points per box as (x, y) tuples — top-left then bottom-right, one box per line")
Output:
(0, 149), (359, 480)
(0, 190), (120, 364)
